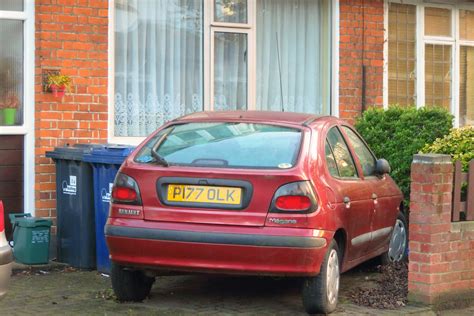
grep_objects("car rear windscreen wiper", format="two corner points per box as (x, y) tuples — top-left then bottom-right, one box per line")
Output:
(150, 127), (175, 167)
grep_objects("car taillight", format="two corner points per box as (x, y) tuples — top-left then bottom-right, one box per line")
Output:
(275, 195), (312, 211)
(111, 173), (142, 205)
(269, 181), (317, 213)
(0, 200), (4, 232)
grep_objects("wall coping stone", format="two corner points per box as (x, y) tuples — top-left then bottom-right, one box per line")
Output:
(413, 154), (452, 164)
(451, 221), (474, 233)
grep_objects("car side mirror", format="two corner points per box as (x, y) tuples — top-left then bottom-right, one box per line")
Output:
(375, 159), (391, 175)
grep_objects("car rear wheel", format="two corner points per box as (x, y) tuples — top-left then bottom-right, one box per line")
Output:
(111, 263), (155, 302)
(302, 240), (340, 314)
(381, 211), (408, 264)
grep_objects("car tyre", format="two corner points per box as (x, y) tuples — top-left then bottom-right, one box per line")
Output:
(302, 240), (340, 314)
(381, 211), (408, 265)
(111, 263), (155, 302)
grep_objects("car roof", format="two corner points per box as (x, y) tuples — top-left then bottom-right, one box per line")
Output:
(175, 111), (337, 126)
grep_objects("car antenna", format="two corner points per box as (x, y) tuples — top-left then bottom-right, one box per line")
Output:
(276, 32), (284, 112)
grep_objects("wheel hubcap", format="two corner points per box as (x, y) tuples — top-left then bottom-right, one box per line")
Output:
(388, 219), (407, 262)
(326, 249), (340, 305)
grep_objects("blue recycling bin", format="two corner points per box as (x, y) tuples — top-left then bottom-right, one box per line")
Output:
(46, 144), (104, 269)
(84, 145), (135, 274)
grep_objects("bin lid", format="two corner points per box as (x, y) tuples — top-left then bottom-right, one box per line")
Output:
(83, 144), (135, 165)
(15, 218), (52, 228)
(45, 143), (106, 161)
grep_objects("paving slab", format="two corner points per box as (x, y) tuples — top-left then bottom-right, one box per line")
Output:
(0, 265), (434, 315)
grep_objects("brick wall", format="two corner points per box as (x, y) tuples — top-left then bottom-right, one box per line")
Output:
(35, 0), (109, 229)
(409, 154), (474, 305)
(339, 0), (384, 123)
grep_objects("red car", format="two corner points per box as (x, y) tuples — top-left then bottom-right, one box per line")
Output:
(105, 111), (407, 314)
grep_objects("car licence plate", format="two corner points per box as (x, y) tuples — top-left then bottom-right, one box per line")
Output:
(167, 184), (242, 205)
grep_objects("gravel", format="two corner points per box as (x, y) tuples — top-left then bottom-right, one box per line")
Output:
(349, 262), (408, 309)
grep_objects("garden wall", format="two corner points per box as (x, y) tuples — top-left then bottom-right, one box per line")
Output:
(408, 154), (474, 305)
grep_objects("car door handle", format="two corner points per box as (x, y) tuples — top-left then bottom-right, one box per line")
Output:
(372, 193), (378, 205)
(343, 196), (351, 209)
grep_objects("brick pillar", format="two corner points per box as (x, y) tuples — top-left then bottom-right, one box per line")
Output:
(408, 154), (453, 304)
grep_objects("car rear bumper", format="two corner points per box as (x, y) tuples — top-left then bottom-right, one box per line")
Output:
(105, 219), (332, 276)
(0, 244), (13, 299)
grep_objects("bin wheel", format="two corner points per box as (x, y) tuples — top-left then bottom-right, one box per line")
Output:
(111, 263), (155, 302)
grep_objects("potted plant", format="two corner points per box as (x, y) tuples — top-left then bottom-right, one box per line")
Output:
(2, 92), (19, 125)
(47, 73), (71, 98)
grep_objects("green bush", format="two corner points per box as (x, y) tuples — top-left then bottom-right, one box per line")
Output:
(421, 126), (474, 171)
(355, 106), (453, 203)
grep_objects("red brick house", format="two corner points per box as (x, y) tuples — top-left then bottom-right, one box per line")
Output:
(0, 0), (473, 232)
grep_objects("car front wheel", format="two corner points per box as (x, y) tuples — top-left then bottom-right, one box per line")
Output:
(381, 211), (408, 264)
(302, 240), (340, 314)
(111, 263), (155, 302)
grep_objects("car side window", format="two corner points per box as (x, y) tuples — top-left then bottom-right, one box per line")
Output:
(326, 127), (358, 178)
(342, 126), (377, 177)
(325, 140), (339, 177)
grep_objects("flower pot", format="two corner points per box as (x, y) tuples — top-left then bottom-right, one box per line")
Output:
(3, 108), (17, 125)
(50, 84), (66, 98)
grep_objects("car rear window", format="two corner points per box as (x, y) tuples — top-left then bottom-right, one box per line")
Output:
(135, 122), (302, 169)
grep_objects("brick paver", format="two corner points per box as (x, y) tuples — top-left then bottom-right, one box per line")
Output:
(0, 268), (433, 315)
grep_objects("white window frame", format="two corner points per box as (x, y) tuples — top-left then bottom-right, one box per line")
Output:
(108, 0), (338, 145)
(0, 2), (35, 214)
(384, 0), (474, 127)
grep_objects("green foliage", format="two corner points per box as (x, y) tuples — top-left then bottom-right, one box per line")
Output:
(355, 106), (453, 202)
(421, 126), (474, 171)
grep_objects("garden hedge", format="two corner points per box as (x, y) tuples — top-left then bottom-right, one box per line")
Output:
(355, 106), (453, 204)
(422, 126), (474, 171)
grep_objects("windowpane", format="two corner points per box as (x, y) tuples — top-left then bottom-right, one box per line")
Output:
(214, 0), (247, 24)
(388, 3), (416, 106)
(460, 10), (474, 41)
(214, 32), (248, 110)
(256, 0), (331, 114)
(425, 44), (451, 110)
(114, 0), (203, 137)
(0, 19), (23, 126)
(459, 46), (474, 126)
(0, 1), (23, 11)
(326, 127), (358, 178)
(425, 7), (451, 37)
(342, 126), (376, 177)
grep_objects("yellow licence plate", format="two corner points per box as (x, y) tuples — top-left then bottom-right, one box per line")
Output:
(167, 184), (242, 205)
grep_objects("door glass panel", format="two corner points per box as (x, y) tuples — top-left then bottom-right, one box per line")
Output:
(0, 19), (23, 126)
(425, 44), (451, 110)
(459, 46), (474, 126)
(460, 10), (474, 41)
(214, 32), (247, 110)
(342, 126), (376, 177)
(0, 1), (23, 11)
(326, 127), (358, 178)
(425, 7), (451, 37)
(215, 0), (247, 24)
(325, 140), (339, 177)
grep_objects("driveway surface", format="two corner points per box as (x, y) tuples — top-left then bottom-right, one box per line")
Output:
(0, 265), (432, 315)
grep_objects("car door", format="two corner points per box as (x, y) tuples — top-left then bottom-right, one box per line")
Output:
(325, 126), (374, 261)
(341, 126), (397, 253)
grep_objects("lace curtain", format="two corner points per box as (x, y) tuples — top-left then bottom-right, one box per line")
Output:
(114, 0), (327, 137)
(115, 0), (203, 137)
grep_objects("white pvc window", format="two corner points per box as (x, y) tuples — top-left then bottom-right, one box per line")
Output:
(386, 0), (474, 127)
(110, 0), (333, 141)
